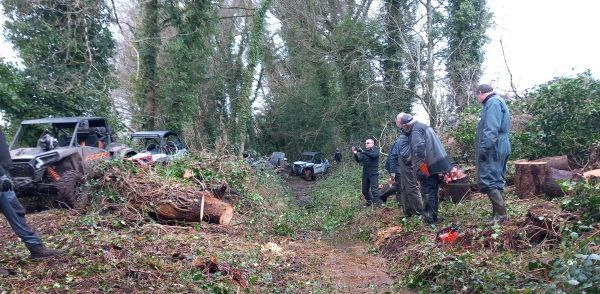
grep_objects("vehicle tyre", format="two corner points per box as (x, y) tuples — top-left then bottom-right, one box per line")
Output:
(57, 170), (88, 210)
(303, 169), (314, 181)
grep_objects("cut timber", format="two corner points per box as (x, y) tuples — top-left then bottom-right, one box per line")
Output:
(515, 161), (548, 199)
(583, 169), (600, 179)
(532, 155), (570, 170)
(542, 167), (582, 198)
(154, 191), (233, 225)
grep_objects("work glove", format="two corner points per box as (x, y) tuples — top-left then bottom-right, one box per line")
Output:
(0, 175), (13, 192)
(418, 162), (430, 176)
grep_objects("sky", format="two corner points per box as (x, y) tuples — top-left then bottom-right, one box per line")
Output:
(481, 0), (600, 95)
(1, 0), (599, 109)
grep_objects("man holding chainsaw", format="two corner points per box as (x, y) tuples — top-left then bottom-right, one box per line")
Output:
(398, 113), (451, 224)
(0, 127), (63, 260)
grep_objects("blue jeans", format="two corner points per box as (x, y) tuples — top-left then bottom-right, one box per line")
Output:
(0, 190), (42, 249)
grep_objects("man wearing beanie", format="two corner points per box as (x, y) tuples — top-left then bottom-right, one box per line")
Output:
(398, 113), (451, 224)
(475, 84), (511, 223)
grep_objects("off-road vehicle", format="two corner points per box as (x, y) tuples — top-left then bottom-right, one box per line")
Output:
(128, 131), (187, 164)
(289, 152), (330, 181)
(9, 117), (136, 208)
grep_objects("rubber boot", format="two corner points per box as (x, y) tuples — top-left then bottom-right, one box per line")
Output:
(28, 245), (64, 260)
(486, 189), (507, 224)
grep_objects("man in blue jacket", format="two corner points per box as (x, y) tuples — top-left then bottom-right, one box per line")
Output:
(353, 139), (382, 207)
(475, 84), (511, 223)
(0, 127), (63, 260)
(399, 114), (451, 224)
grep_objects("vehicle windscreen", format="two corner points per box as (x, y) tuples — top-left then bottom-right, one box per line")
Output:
(131, 137), (161, 154)
(12, 123), (76, 148)
(299, 154), (314, 162)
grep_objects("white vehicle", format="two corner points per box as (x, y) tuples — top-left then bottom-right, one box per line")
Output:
(290, 152), (330, 181)
(129, 131), (187, 164)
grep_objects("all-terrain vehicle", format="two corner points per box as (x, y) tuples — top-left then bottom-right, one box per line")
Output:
(289, 152), (330, 181)
(128, 131), (187, 164)
(9, 117), (136, 208)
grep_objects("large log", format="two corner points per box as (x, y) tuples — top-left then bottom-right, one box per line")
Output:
(154, 191), (234, 225)
(532, 155), (570, 170)
(542, 167), (582, 198)
(515, 161), (548, 199)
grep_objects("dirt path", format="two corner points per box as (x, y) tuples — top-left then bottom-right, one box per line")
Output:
(283, 175), (395, 293)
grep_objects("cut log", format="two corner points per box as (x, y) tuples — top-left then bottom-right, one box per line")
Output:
(542, 167), (582, 197)
(154, 191), (233, 225)
(532, 155), (570, 170)
(583, 169), (600, 179)
(515, 161), (548, 199)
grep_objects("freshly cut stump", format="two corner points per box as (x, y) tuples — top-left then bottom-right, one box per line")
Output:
(515, 161), (547, 199)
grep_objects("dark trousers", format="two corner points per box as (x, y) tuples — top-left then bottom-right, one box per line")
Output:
(361, 172), (381, 205)
(0, 190), (42, 249)
(417, 174), (441, 222)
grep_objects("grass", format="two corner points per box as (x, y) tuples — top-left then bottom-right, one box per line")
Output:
(1, 157), (598, 293)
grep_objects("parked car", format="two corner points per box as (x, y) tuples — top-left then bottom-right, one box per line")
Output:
(128, 131), (187, 164)
(269, 152), (287, 168)
(289, 152), (330, 181)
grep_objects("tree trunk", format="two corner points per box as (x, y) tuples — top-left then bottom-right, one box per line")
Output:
(514, 161), (548, 199)
(154, 191), (233, 225)
(532, 155), (570, 170)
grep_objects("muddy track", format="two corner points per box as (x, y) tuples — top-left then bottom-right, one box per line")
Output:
(282, 173), (397, 293)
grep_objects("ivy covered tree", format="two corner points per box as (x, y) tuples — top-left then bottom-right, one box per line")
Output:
(1, 0), (117, 122)
(445, 0), (492, 111)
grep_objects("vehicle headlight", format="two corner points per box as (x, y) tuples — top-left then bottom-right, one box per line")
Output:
(34, 152), (59, 169)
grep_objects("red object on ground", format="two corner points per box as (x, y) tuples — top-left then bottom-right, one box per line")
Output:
(437, 230), (458, 244)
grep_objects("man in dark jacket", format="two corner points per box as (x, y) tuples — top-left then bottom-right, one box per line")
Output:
(475, 84), (511, 223)
(387, 113), (424, 217)
(0, 127), (63, 260)
(334, 148), (342, 163)
(353, 139), (382, 206)
(399, 114), (451, 224)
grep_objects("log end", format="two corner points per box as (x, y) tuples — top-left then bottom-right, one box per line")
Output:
(219, 206), (234, 225)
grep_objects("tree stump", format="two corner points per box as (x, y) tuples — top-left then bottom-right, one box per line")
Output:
(515, 161), (548, 199)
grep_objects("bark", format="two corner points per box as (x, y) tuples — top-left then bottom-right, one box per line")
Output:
(514, 161), (548, 199)
(154, 191), (234, 225)
(542, 167), (582, 198)
(532, 155), (570, 170)
(443, 177), (472, 204)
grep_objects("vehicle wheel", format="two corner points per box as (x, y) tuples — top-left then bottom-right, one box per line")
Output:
(303, 169), (314, 181)
(57, 170), (88, 210)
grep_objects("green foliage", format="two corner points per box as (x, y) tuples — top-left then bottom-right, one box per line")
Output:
(512, 72), (600, 159)
(545, 251), (600, 291)
(445, 0), (492, 110)
(560, 180), (600, 224)
(448, 105), (480, 163)
(2, 0), (117, 124)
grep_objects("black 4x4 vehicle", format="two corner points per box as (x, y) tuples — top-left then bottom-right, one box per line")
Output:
(9, 117), (135, 208)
